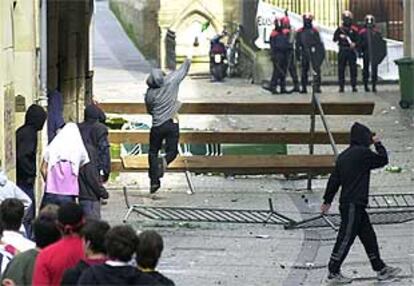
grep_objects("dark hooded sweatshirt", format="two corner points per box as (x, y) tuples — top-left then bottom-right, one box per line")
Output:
(78, 105), (111, 181)
(323, 122), (388, 207)
(78, 144), (108, 201)
(16, 104), (47, 187)
(77, 264), (161, 285)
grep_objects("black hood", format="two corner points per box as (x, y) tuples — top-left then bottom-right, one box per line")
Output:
(350, 122), (373, 147)
(84, 104), (106, 123)
(25, 104), (47, 131)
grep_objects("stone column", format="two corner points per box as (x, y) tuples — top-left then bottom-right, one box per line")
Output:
(0, 0), (17, 178)
(404, 0), (414, 57)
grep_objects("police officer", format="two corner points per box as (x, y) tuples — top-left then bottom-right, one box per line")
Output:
(334, 11), (359, 93)
(281, 15), (300, 93)
(264, 17), (290, 94)
(359, 15), (385, 93)
(296, 13), (323, 93)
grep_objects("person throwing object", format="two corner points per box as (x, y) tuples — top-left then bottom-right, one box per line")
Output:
(321, 122), (401, 284)
(145, 52), (192, 194)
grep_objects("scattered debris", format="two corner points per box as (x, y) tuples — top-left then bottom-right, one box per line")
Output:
(280, 264), (286, 269)
(385, 166), (402, 173)
(255, 234), (270, 239)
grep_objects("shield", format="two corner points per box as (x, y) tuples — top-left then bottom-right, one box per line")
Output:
(368, 30), (387, 66)
(301, 29), (325, 68)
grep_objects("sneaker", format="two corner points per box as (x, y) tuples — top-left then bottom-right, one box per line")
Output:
(326, 272), (353, 285)
(339, 87), (344, 93)
(157, 157), (167, 178)
(377, 266), (402, 281)
(150, 183), (161, 194)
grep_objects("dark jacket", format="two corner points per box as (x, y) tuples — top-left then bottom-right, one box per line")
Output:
(358, 27), (383, 56)
(78, 105), (111, 182)
(16, 104), (47, 187)
(61, 258), (106, 285)
(77, 264), (161, 285)
(323, 122), (389, 207)
(333, 25), (359, 50)
(270, 29), (290, 55)
(147, 271), (175, 286)
(78, 144), (109, 201)
(295, 27), (322, 58)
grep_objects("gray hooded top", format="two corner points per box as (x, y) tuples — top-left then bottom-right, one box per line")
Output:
(145, 59), (191, 127)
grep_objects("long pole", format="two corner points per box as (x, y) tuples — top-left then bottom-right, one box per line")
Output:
(39, 0), (47, 107)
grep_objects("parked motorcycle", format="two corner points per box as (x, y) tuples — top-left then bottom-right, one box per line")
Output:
(210, 33), (228, 81)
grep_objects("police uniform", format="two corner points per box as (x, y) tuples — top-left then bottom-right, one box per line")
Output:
(281, 17), (300, 92)
(268, 21), (290, 94)
(358, 15), (386, 93)
(334, 13), (359, 92)
(295, 14), (323, 93)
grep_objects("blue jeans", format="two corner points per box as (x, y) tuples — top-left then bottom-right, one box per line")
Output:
(19, 184), (35, 239)
(79, 200), (101, 220)
(41, 193), (75, 207)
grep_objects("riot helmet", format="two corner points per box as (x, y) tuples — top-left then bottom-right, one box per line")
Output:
(274, 17), (283, 31)
(365, 14), (376, 28)
(303, 12), (313, 29)
(342, 10), (353, 27)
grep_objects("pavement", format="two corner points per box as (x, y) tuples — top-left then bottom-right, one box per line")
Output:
(94, 1), (414, 285)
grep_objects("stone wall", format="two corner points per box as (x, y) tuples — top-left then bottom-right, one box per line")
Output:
(109, 0), (160, 67)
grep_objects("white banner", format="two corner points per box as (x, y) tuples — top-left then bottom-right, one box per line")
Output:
(255, 1), (402, 80)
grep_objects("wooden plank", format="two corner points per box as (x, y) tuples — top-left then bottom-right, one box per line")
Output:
(109, 130), (350, 144)
(112, 155), (335, 174)
(100, 102), (374, 115)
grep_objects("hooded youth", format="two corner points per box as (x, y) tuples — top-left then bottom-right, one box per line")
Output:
(16, 104), (47, 187)
(145, 59), (191, 127)
(323, 122), (388, 206)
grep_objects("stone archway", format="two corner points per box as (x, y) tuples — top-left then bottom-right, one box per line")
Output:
(171, 10), (221, 73)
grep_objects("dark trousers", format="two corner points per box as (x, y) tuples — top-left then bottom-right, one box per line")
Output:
(328, 203), (386, 274)
(300, 55), (321, 90)
(19, 183), (35, 238)
(287, 52), (299, 87)
(363, 55), (378, 85)
(270, 52), (288, 91)
(338, 49), (357, 88)
(79, 200), (101, 220)
(149, 119), (179, 184)
(41, 193), (75, 207)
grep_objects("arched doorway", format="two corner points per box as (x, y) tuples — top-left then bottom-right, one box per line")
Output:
(174, 11), (219, 73)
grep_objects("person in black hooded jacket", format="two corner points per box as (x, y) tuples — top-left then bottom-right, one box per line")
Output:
(16, 104), (47, 237)
(78, 104), (111, 183)
(321, 122), (401, 284)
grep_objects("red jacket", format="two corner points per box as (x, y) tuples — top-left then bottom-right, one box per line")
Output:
(32, 235), (84, 286)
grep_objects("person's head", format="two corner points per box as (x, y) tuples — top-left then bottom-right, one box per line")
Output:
(136, 230), (164, 270)
(281, 16), (290, 29)
(57, 202), (85, 236)
(350, 122), (375, 147)
(365, 14), (376, 28)
(303, 12), (313, 29)
(25, 104), (47, 131)
(81, 220), (111, 257)
(342, 10), (353, 27)
(146, 69), (165, 89)
(39, 204), (60, 220)
(84, 104), (106, 124)
(0, 199), (24, 231)
(274, 17), (283, 31)
(33, 214), (61, 248)
(105, 225), (138, 262)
